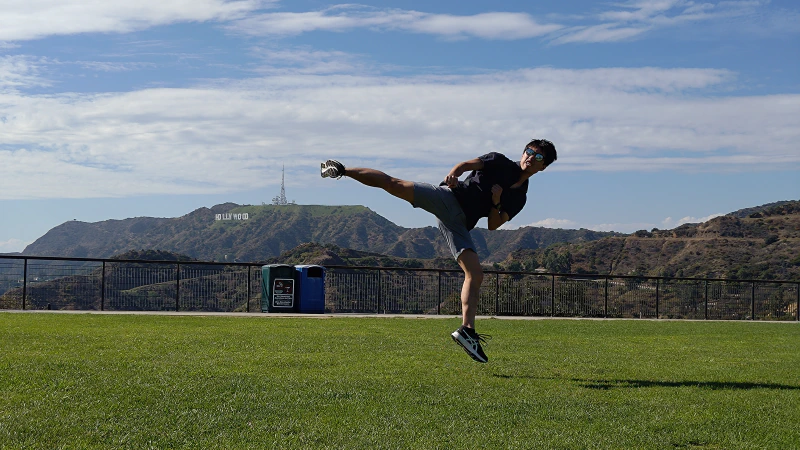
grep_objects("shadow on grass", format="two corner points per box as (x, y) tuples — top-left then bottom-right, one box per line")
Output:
(492, 373), (545, 380)
(490, 374), (800, 390)
(571, 379), (800, 391)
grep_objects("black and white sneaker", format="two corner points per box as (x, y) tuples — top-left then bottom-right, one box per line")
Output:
(451, 326), (490, 363)
(320, 160), (346, 179)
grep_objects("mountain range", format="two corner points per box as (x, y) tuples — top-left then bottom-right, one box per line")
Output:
(20, 203), (620, 263)
(17, 200), (800, 281)
(503, 201), (800, 280)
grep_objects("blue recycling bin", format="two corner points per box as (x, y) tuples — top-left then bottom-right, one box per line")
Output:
(295, 265), (326, 314)
(261, 264), (297, 313)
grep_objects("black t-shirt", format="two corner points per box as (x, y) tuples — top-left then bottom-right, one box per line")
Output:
(446, 152), (528, 230)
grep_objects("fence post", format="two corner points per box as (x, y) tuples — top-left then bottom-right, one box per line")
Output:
(495, 272), (500, 315)
(656, 278), (660, 319)
(704, 279), (709, 320)
(377, 269), (382, 314)
(437, 271), (441, 315)
(551, 274), (555, 317)
(175, 263), (181, 312)
(796, 283), (799, 322)
(751, 282), (756, 320)
(247, 265), (251, 313)
(101, 261), (105, 311)
(22, 258), (28, 310)
(604, 276), (608, 318)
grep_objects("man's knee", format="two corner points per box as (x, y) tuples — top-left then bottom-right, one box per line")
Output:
(468, 269), (484, 286)
(387, 178), (415, 204)
(458, 250), (483, 284)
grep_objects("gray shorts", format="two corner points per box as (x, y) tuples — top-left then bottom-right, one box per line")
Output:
(412, 182), (475, 260)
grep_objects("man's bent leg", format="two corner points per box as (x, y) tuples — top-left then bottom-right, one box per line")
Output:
(344, 167), (415, 205)
(451, 249), (489, 363)
(457, 249), (483, 328)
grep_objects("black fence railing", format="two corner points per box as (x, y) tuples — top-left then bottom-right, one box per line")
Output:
(1, 255), (798, 321)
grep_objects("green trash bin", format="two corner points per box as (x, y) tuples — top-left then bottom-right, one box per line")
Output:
(261, 264), (297, 313)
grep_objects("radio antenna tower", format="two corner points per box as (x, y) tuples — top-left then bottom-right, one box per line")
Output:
(272, 165), (295, 205)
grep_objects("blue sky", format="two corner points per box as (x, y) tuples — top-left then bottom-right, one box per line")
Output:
(1, 0), (798, 254)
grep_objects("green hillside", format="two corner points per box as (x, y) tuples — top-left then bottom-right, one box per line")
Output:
(502, 200), (800, 280)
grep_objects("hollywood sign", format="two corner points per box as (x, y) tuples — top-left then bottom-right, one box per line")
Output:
(216, 213), (249, 221)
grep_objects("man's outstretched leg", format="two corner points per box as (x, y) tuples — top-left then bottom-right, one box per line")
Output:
(321, 160), (414, 204)
(450, 249), (490, 363)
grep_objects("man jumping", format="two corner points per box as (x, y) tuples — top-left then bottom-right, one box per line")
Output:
(320, 139), (557, 363)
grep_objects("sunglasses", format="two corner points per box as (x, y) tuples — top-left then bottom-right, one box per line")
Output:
(524, 147), (544, 162)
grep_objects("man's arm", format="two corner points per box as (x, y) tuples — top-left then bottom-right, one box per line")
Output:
(487, 208), (509, 230)
(487, 184), (509, 230)
(444, 158), (483, 187)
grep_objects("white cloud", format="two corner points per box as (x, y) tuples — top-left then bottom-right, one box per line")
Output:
(501, 218), (659, 233)
(662, 213), (724, 228)
(503, 218), (578, 230)
(394, 12), (563, 40)
(224, 2), (779, 44)
(0, 0), (268, 41)
(499, 66), (733, 92)
(77, 61), (158, 73)
(0, 67), (798, 200)
(0, 238), (27, 253)
(250, 46), (368, 75)
(554, 0), (770, 43)
(0, 56), (49, 91)
(551, 24), (650, 44)
(0, 1), (785, 46)
(230, 8), (563, 39)
(597, 0), (683, 22)
(584, 222), (656, 233)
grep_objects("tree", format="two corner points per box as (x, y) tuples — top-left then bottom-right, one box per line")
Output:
(541, 249), (572, 273)
(505, 260), (523, 272)
(523, 255), (539, 272)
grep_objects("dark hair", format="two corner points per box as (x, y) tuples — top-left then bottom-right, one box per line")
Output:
(525, 139), (557, 167)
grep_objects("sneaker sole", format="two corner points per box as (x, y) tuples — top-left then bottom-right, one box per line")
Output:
(451, 331), (488, 363)
(320, 162), (331, 178)
(320, 162), (342, 179)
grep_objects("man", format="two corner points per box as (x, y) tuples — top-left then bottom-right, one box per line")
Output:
(320, 139), (557, 363)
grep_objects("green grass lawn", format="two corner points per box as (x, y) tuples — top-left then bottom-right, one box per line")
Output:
(1, 313), (798, 449)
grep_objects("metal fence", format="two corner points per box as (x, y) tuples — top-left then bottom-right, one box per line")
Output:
(1, 255), (798, 321)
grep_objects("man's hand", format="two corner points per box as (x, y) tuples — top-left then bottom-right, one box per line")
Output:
(444, 158), (484, 188)
(444, 173), (460, 188)
(491, 184), (503, 205)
